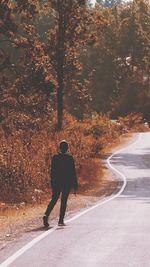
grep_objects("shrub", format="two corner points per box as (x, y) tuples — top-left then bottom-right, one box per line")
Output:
(118, 112), (148, 132)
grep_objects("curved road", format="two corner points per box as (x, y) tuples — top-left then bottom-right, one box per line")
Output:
(1, 132), (150, 267)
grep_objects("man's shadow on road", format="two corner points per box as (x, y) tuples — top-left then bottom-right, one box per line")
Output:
(25, 225), (66, 233)
(25, 226), (53, 233)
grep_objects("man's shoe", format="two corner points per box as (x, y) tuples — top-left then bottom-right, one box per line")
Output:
(58, 220), (66, 226)
(43, 215), (49, 227)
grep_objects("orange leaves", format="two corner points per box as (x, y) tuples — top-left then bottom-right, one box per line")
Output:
(13, 37), (29, 48)
(0, 1), (18, 38)
(118, 113), (146, 132)
(44, 74), (58, 88)
(15, 0), (39, 17)
(24, 24), (35, 36)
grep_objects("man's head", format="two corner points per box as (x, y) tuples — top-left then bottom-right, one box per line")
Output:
(59, 140), (69, 154)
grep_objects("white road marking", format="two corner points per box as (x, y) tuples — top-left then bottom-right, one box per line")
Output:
(0, 133), (142, 267)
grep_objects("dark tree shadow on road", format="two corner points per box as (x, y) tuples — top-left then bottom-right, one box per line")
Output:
(110, 148), (150, 201)
(110, 152), (150, 170)
(118, 177), (150, 201)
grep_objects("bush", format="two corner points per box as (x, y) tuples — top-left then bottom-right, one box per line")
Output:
(118, 113), (148, 132)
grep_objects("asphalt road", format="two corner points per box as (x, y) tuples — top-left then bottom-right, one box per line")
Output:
(1, 132), (150, 267)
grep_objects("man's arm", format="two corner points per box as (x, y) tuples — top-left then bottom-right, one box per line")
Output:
(50, 155), (56, 188)
(71, 156), (78, 193)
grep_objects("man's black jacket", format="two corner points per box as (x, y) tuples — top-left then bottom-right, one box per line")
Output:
(50, 153), (78, 190)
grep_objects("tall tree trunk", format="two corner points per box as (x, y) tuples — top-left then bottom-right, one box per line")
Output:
(57, 0), (65, 131)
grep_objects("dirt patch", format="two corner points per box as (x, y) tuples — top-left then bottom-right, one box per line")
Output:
(0, 132), (136, 251)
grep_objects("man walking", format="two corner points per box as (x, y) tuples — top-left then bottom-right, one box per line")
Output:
(43, 140), (78, 227)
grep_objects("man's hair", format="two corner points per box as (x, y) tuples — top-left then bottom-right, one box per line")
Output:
(59, 140), (68, 153)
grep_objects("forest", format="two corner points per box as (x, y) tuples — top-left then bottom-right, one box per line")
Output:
(0, 0), (150, 203)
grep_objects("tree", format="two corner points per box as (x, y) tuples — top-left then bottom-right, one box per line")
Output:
(112, 0), (150, 118)
(51, 0), (95, 129)
(81, 6), (123, 113)
(0, 0), (57, 122)
(81, 1), (150, 119)
(119, 0), (150, 74)
(0, 0), (101, 130)
(96, 0), (122, 8)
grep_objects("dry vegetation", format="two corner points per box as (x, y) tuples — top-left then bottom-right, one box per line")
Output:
(0, 111), (148, 204)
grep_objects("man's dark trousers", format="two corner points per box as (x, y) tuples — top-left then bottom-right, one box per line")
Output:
(45, 187), (70, 222)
